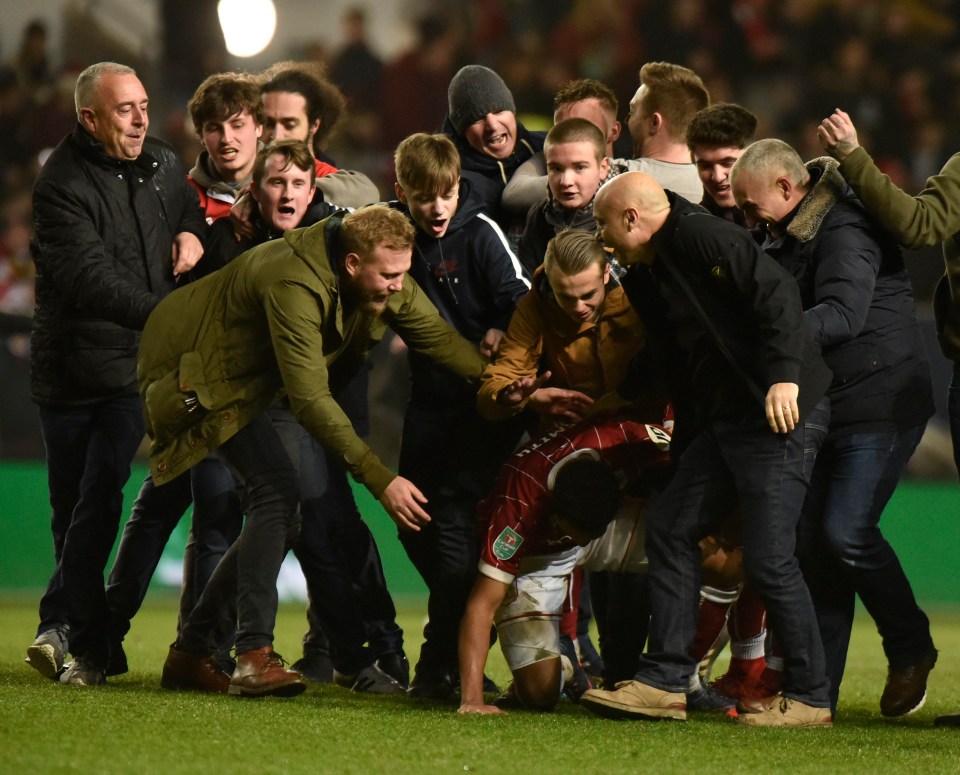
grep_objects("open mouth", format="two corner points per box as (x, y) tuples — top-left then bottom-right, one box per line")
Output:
(485, 132), (508, 148)
(218, 147), (239, 161)
(278, 205), (296, 216)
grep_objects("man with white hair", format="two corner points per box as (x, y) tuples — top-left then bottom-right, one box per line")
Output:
(25, 61), (205, 687)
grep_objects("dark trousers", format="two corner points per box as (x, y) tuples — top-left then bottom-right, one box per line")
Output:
(635, 400), (831, 707)
(268, 405), (402, 675)
(36, 394), (145, 663)
(105, 458), (241, 647)
(591, 571), (651, 685)
(180, 415), (300, 654)
(798, 422), (933, 710)
(398, 402), (525, 675)
(948, 363), (960, 476)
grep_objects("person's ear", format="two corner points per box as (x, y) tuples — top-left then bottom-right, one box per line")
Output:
(394, 182), (406, 203)
(608, 121), (622, 145)
(343, 251), (362, 278)
(79, 107), (97, 134)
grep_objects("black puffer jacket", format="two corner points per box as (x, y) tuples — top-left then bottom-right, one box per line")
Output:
(30, 124), (205, 407)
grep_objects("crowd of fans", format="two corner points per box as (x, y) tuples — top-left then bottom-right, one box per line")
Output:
(1, 0), (959, 457)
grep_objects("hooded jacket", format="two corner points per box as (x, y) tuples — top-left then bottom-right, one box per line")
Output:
(760, 157), (933, 432)
(138, 215), (485, 494)
(390, 174), (530, 404)
(30, 124), (205, 407)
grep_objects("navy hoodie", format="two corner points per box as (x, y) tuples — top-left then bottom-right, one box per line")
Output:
(390, 172), (530, 404)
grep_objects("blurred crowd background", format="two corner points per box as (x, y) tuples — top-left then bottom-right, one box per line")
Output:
(1, 0), (959, 470)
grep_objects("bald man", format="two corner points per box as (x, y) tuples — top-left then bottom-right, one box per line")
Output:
(580, 172), (835, 728)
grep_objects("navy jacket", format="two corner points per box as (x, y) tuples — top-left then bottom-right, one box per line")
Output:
(390, 174), (530, 404)
(760, 158), (934, 433)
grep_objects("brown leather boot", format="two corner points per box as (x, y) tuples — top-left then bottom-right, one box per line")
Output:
(161, 644), (230, 694)
(229, 646), (306, 698)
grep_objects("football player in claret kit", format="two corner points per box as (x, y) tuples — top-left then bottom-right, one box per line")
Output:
(457, 412), (672, 714)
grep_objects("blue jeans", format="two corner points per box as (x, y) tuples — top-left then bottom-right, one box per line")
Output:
(798, 423), (933, 710)
(106, 458), (241, 648)
(179, 415), (301, 654)
(635, 399), (831, 707)
(37, 394), (145, 663)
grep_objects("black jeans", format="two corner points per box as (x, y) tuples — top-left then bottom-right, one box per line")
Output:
(398, 402), (526, 675)
(635, 400), (831, 707)
(179, 415), (300, 654)
(37, 394), (145, 663)
(269, 405), (402, 675)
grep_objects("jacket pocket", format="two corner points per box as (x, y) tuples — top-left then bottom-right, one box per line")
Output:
(144, 352), (211, 444)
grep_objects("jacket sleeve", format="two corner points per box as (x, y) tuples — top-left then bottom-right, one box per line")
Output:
(804, 212), (881, 347)
(386, 276), (487, 380)
(501, 152), (548, 216)
(262, 279), (395, 498)
(474, 213), (531, 330)
(315, 170), (381, 208)
(840, 147), (960, 248)
(33, 177), (162, 329)
(169, 166), (207, 241)
(476, 291), (544, 420)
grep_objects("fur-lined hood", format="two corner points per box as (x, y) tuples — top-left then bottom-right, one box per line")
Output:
(785, 156), (846, 243)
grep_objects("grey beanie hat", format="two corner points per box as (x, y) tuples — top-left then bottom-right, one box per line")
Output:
(447, 65), (516, 135)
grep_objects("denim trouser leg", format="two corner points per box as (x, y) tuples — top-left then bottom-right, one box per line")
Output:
(37, 395), (145, 661)
(177, 457), (243, 640)
(106, 472), (193, 643)
(800, 424), (933, 709)
(637, 403), (831, 707)
(180, 415), (300, 654)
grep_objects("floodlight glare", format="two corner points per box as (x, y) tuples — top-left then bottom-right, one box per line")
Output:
(218, 0), (277, 57)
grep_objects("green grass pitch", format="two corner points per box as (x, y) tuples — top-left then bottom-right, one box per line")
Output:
(1, 597), (958, 774)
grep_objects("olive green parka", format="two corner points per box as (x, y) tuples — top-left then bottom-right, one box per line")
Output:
(138, 215), (485, 497)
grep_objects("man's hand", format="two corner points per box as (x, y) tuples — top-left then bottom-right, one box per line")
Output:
(529, 387), (594, 423)
(497, 371), (553, 408)
(229, 192), (256, 241)
(458, 702), (505, 715)
(172, 232), (204, 278)
(765, 382), (800, 434)
(817, 109), (860, 162)
(379, 476), (431, 532)
(479, 328), (505, 359)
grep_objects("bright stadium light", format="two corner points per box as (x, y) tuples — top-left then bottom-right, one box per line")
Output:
(218, 0), (277, 57)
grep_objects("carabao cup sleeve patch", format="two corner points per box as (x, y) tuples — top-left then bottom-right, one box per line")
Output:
(493, 526), (524, 560)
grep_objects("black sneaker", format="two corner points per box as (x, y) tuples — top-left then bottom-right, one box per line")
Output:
(376, 652), (410, 689)
(687, 683), (737, 714)
(334, 663), (404, 694)
(408, 668), (456, 701)
(292, 652), (333, 683)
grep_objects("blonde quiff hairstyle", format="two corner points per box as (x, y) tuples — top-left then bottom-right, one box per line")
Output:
(543, 229), (608, 278)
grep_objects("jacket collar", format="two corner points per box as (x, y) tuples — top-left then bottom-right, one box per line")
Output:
(780, 157), (845, 244)
(72, 122), (159, 175)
